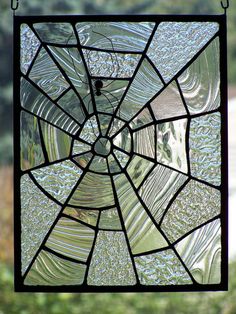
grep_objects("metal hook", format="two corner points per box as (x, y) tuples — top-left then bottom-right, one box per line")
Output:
(221, 0), (229, 13)
(11, 0), (19, 11)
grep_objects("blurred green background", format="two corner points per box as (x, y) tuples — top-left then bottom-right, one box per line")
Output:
(0, 0), (236, 313)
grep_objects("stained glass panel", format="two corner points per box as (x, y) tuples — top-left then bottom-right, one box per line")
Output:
(15, 15), (227, 292)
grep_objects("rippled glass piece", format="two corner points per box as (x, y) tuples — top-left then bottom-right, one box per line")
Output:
(31, 160), (82, 204)
(76, 22), (155, 51)
(40, 121), (72, 162)
(79, 115), (99, 144)
(118, 58), (163, 121)
(147, 22), (219, 82)
(87, 231), (136, 286)
(29, 47), (69, 100)
(129, 107), (153, 130)
(34, 23), (77, 44)
(175, 219), (221, 284)
(63, 207), (99, 226)
(46, 217), (95, 262)
(21, 78), (80, 135)
(114, 174), (168, 254)
(139, 165), (188, 223)
(99, 208), (122, 230)
(161, 180), (221, 242)
(133, 125), (155, 159)
(178, 38), (220, 114)
(189, 112), (221, 185)
(69, 172), (114, 208)
(157, 119), (188, 173)
(72, 140), (91, 156)
(57, 89), (86, 124)
(135, 249), (192, 285)
(25, 250), (86, 286)
(48, 46), (92, 113)
(83, 49), (141, 78)
(89, 155), (108, 173)
(151, 81), (187, 120)
(21, 24), (41, 75)
(20, 110), (45, 170)
(21, 174), (61, 274)
(127, 155), (155, 189)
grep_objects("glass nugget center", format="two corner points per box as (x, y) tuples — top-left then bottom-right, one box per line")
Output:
(94, 137), (111, 156)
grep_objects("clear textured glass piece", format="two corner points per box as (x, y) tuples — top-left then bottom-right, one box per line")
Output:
(24, 250), (86, 286)
(72, 140), (91, 156)
(114, 174), (168, 254)
(78, 115), (99, 144)
(89, 155), (109, 173)
(113, 127), (131, 153)
(73, 152), (93, 169)
(157, 119), (188, 173)
(20, 110), (45, 170)
(34, 23), (77, 44)
(161, 180), (221, 242)
(21, 174), (61, 274)
(69, 172), (115, 208)
(20, 24), (41, 75)
(63, 207), (99, 227)
(113, 149), (130, 168)
(175, 219), (221, 284)
(147, 22), (219, 82)
(139, 165), (188, 223)
(118, 58), (163, 121)
(151, 81), (187, 120)
(99, 208), (122, 230)
(107, 154), (122, 174)
(46, 217), (95, 262)
(29, 47), (69, 100)
(189, 112), (221, 185)
(135, 249), (192, 285)
(129, 107), (153, 130)
(87, 231), (136, 286)
(178, 38), (220, 114)
(76, 22), (155, 51)
(31, 160), (82, 204)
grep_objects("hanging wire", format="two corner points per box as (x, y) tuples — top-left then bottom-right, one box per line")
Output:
(221, 0), (229, 14)
(11, 0), (19, 14)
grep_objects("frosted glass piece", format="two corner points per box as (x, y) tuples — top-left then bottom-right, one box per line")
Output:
(20, 110), (44, 170)
(40, 121), (72, 162)
(189, 112), (221, 185)
(126, 154), (155, 189)
(21, 78), (79, 135)
(79, 115), (99, 144)
(72, 140), (91, 156)
(31, 160), (82, 204)
(135, 249), (192, 285)
(114, 174), (168, 254)
(29, 47), (69, 100)
(99, 208), (122, 230)
(139, 165), (188, 223)
(147, 22), (219, 82)
(25, 250), (86, 286)
(48, 46), (92, 113)
(83, 49), (141, 78)
(133, 125), (155, 159)
(119, 58), (163, 121)
(161, 180), (221, 242)
(178, 38), (220, 114)
(87, 231), (136, 285)
(76, 22), (155, 51)
(151, 81), (187, 120)
(57, 89), (86, 124)
(21, 24), (40, 75)
(63, 207), (99, 227)
(34, 23), (77, 44)
(46, 217), (95, 262)
(21, 174), (61, 274)
(175, 219), (221, 284)
(69, 172), (115, 208)
(157, 119), (188, 173)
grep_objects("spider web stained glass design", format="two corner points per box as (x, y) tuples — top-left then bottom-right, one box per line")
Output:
(14, 15), (228, 292)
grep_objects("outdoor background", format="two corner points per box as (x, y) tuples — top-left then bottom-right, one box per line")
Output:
(0, 0), (236, 313)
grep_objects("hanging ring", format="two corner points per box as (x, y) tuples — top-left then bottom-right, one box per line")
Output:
(221, 0), (229, 10)
(11, 0), (19, 11)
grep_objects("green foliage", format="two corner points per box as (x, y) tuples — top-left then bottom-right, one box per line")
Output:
(0, 0), (235, 165)
(0, 259), (235, 314)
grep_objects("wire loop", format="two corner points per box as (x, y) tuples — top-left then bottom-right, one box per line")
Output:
(11, 0), (19, 11)
(221, 0), (229, 14)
